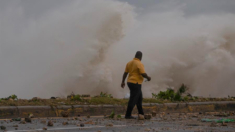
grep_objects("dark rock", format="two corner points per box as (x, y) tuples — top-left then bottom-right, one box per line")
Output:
(106, 123), (113, 127)
(144, 114), (152, 119)
(61, 111), (69, 117)
(20, 121), (26, 124)
(47, 121), (53, 126)
(80, 123), (84, 127)
(25, 117), (32, 123)
(0, 126), (6, 130)
(62, 122), (68, 125)
(138, 114), (145, 120)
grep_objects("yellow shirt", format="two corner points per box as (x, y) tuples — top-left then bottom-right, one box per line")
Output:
(125, 58), (146, 84)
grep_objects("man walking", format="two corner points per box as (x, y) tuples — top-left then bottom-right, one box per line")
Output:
(121, 51), (151, 119)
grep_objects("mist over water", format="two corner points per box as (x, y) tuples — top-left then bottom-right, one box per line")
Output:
(1, 0), (235, 98)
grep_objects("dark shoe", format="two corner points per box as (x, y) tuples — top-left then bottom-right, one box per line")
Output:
(125, 116), (136, 119)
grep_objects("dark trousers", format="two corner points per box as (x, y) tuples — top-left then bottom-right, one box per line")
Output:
(125, 83), (144, 117)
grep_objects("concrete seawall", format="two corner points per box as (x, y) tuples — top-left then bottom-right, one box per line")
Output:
(0, 101), (235, 119)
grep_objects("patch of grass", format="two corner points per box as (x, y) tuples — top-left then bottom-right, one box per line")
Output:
(0, 96), (233, 106)
(117, 114), (121, 119)
(109, 111), (115, 118)
(99, 92), (113, 98)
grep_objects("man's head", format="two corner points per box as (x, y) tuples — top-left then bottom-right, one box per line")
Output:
(135, 51), (142, 61)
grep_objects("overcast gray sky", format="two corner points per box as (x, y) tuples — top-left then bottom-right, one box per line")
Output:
(1, 0), (235, 19)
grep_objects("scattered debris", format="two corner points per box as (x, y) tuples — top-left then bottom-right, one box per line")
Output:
(13, 125), (18, 127)
(0, 126), (6, 130)
(145, 128), (151, 131)
(106, 123), (113, 127)
(214, 112), (229, 117)
(85, 121), (95, 125)
(20, 121), (26, 124)
(62, 122), (68, 125)
(201, 118), (234, 123)
(152, 111), (156, 117)
(222, 122), (228, 126)
(79, 123), (84, 127)
(61, 111), (69, 117)
(47, 121), (53, 126)
(138, 114), (145, 120)
(144, 114), (152, 119)
(25, 117), (32, 123)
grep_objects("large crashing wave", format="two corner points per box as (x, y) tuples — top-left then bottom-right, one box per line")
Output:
(1, 0), (235, 98)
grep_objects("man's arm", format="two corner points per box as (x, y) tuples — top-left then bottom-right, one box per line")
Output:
(141, 73), (151, 81)
(121, 72), (128, 88)
(138, 63), (151, 81)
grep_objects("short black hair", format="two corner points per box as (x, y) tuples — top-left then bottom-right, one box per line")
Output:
(135, 51), (142, 58)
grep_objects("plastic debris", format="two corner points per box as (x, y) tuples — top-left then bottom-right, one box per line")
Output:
(201, 118), (234, 123)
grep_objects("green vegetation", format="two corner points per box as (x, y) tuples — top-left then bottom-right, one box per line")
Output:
(117, 114), (122, 119)
(1, 94), (18, 100)
(0, 89), (234, 106)
(152, 84), (189, 101)
(109, 111), (115, 118)
(99, 92), (113, 98)
(71, 94), (81, 101)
